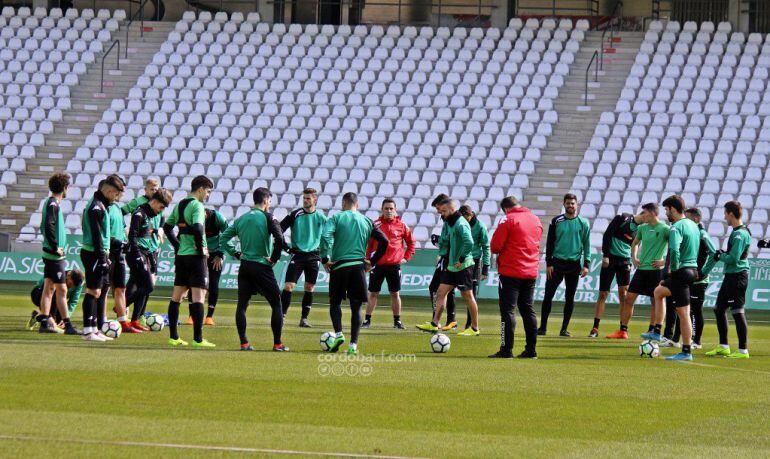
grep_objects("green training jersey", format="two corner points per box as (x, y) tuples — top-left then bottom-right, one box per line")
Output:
(320, 210), (377, 271)
(41, 196), (66, 261)
(280, 208), (328, 253)
(469, 217), (491, 267)
(669, 217), (700, 271)
(720, 225), (752, 273)
(695, 225), (718, 284)
(35, 277), (82, 314)
(220, 208), (282, 265)
(122, 195), (149, 216)
(165, 196), (206, 256)
(546, 214), (591, 267)
(108, 203), (126, 242)
(205, 208), (229, 254)
(129, 203), (162, 253)
(603, 214), (638, 259)
(439, 213), (475, 272)
(635, 221), (670, 270)
(81, 191), (111, 255)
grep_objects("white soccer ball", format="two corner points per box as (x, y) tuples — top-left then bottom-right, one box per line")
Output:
(430, 333), (451, 353)
(146, 314), (165, 332)
(100, 320), (122, 339)
(319, 331), (336, 352)
(639, 340), (660, 358)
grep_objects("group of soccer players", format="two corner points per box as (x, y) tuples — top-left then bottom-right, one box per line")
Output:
(33, 171), (761, 359)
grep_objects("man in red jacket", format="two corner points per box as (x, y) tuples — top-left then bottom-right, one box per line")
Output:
(362, 198), (416, 329)
(489, 197), (543, 359)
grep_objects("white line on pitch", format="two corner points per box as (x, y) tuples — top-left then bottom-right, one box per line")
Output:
(684, 361), (770, 376)
(0, 435), (427, 459)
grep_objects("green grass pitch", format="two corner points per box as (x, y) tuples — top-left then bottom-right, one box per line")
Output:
(1, 281), (769, 458)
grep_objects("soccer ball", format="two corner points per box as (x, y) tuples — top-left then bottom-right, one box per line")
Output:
(319, 331), (336, 352)
(430, 333), (451, 353)
(639, 340), (660, 358)
(146, 314), (165, 332)
(100, 320), (122, 339)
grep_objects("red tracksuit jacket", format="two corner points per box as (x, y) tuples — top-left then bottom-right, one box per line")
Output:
(490, 207), (543, 280)
(366, 216), (416, 266)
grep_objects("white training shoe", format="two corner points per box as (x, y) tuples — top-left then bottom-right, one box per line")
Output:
(95, 331), (114, 341)
(82, 333), (107, 342)
(691, 343), (703, 350)
(660, 337), (676, 348)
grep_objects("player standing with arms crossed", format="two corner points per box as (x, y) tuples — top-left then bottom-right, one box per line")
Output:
(280, 188), (328, 328)
(538, 194), (591, 337)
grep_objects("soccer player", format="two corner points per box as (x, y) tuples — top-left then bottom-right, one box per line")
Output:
(279, 188), (328, 328)
(122, 178), (160, 215)
(106, 177), (136, 333)
(606, 204), (668, 339)
(417, 197), (480, 336)
(185, 207), (229, 326)
(38, 172), (79, 334)
(668, 208), (716, 349)
(702, 201), (752, 359)
(362, 198), (415, 329)
(126, 189), (172, 332)
(162, 175), (215, 348)
(28, 270), (84, 331)
(489, 197), (543, 359)
(456, 204), (490, 332)
(538, 193), (591, 337)
(80, 175), (125, 341)
(320, 192), (389, 354)
(589, 211), (644, 337)
(427, 194), (456, 326)
(220, 187), (288, 351)
(642, 195), (700, 361)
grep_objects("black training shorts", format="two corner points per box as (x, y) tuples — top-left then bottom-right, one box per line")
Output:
(628, 269), (664, 297)
(42, 258), (66, 284)
(284, 252), (321, 285)
(661, 268), (698, 308)
(368, 264), (402, 293)
(716, 270), (749, 311)
(238, 259), (281, 299)
(440, 265), (475, 292)
(109, 251), (127, 288)
(329, 263), (368, 303)
(173, 254), (209, 290)
(599, 257), (632, 292)
(80, 249), (110, 290)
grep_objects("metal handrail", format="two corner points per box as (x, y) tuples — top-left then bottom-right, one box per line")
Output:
(599, 0), (623, 71)
(584, 50), (598, 106)
(100, 40), (121, 93)
(125, 0), (154, 58)
(263, 0), (498, 27)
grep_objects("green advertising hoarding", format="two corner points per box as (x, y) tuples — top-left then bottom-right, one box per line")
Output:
(2, 236), (770, 310)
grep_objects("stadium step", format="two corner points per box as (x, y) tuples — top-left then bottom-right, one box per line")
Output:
(521, 31), (642, 232)
(0, 21), (173, 236)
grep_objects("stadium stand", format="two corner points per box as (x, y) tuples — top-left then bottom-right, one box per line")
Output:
(571, 20), (770, 257)
(23, 13), (587, 247)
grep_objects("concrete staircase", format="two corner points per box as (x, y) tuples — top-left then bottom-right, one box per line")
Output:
(0, 21), (174, 238)
(521, 31), (643, 226)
